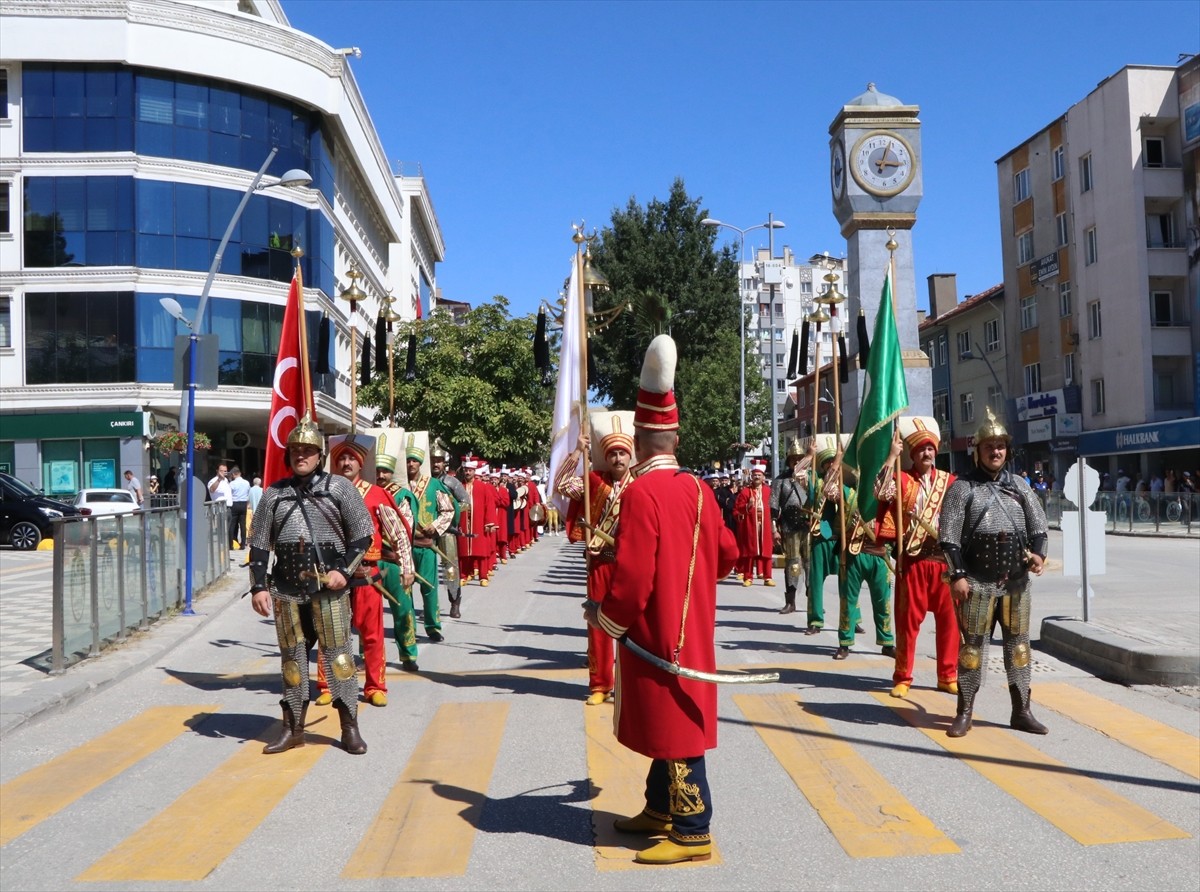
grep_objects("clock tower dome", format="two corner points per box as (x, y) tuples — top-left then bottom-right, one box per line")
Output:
(829, 83), (932, 427)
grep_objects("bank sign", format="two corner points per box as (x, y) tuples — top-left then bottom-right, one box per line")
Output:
(1077, 417), (1200, 456)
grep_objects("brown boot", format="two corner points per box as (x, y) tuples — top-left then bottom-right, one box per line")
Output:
(262, 702), (307, 754)
(334, 700), (367, 755)
(947, 690), (973, 738)
(779, 587), (797, 614)
(449, 596), (461, 619)
(1009, 684), (1049, 735)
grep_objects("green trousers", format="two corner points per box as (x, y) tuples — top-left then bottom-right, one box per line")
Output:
(380, 559), (417, 661)
(807, 538), (839, 629)
(838, 551), (894, 647)
(412, 546), (442, 634)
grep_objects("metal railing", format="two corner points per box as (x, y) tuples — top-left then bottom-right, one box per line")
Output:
(50, 503), (230, 673)
(1043, 490), (1198, 536)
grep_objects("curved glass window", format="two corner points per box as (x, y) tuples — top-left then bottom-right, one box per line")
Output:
(25, 291), (334, 398)
(23, 63), (333, 204)
(23, 176), (334, 298)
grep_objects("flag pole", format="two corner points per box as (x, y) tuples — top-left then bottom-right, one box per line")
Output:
(831, 303), (846, 583)
(292, 247), (313, 420)
(886, 233), (905, 577)
(574, 231), (592, 549)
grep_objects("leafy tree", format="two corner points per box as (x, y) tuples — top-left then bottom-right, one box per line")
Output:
(586, 178), (771, 465)
(358, 297), (553, 465)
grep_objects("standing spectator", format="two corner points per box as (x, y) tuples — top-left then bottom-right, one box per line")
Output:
(147, 474), (160, 496)
(123, 469), (144, 507)
(1181, 471), (1196, 493)
(163, 467), (178, 495)
(1164, 469), (1177, 494)
(587, 335), (738, 864)
(248, 475), (264, 512)
(207, 462), (233, 548)
(1115, 468), (1132, 492)
(228, 466), (251, 549)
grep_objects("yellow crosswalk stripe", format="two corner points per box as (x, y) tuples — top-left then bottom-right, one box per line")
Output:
(584, 701), (722, 870)
(1035, 683), (1200, 780)
(77, 717), (327, 881)
(342, 701), (509, 878)
(735, 692), (959, 857)
(0, 705), (219, 847)
(879, 690), (1191, 845)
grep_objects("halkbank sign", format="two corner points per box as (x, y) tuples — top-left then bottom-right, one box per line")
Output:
(1077, 417), (1200, 456)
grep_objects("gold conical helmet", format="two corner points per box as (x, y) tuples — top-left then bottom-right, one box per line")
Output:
(287, 412), (323, 451)
(974, 406), (1011, 446)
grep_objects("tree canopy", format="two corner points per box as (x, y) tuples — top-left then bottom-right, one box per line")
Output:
(586, 178), (771, 467)
(358, 297), (552, 465)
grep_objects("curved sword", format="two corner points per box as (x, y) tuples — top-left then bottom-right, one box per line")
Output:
(620, 636), (780, 685)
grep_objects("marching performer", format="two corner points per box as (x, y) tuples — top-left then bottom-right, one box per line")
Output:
(939, 408), (1049, 737)
(733, 458), (775, 586)
(430, 441), (467, 617)
(456, 455), (496, 585)
(374, 432), (420, 673)
(771, 438), (812, 614)
(405, 433), (456, 641)
(834, 469), (895, 660)
(804, 436), (844, 635)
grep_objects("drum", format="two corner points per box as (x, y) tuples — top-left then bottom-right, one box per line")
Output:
(529, 504), (546, 523)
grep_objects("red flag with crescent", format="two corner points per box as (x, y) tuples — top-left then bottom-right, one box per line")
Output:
(263, 272), (315, 487)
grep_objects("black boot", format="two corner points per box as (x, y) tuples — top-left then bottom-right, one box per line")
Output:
(779, 587), (796, 615)
(1009, 684), (1049, 735)
(262, 702), (307, 754)
(947, 690), (973, 738)
(449, 595), (461, 619)
(334, 700), (368, 754)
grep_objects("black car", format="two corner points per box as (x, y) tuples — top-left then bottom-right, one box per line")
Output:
(0, 472), (86, 549)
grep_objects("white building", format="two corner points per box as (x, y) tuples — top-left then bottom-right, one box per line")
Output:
(995, 62), (1198, 480)
(0, 0), (442, 493)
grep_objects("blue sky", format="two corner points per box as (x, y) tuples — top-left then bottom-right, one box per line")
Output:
(286, 0), (1197, 318)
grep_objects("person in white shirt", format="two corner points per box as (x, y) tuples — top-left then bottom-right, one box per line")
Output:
(124, 469), (144, 507)
(228, 466), (252, 549)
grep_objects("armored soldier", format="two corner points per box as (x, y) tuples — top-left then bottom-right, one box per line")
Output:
(770, 438), (812, 615)
(939, 408), (1049, 738)
(247, 415), (376, 755)
(430, 440), (466, 617)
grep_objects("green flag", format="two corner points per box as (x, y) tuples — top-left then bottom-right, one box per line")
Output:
(845, 267), (909, 526)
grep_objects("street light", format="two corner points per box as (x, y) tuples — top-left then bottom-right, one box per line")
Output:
(166, 147), (311, 615)
(701, 215), (786, 466)
(960, 340), (1015, 466)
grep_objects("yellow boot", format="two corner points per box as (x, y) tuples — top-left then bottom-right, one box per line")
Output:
(937, 680), (959, 695)
(635, 839), (712, 864)
(315, 691), (333, 706)
(585, 691), (607, 706)
(890, 683), (910, 699)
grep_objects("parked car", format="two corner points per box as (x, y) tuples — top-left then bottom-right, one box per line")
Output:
(0, 472), (86, 550)
(73, 488), (140, 516)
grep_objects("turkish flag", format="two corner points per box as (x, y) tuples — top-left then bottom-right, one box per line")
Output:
(263, 272), (316, 487)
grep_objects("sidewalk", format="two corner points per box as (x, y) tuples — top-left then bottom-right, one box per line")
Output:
(0, 550), (246, 738)
(1, 532), (1196, 739)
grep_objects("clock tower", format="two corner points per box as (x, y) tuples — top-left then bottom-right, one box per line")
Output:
(829, 83), (932, 428)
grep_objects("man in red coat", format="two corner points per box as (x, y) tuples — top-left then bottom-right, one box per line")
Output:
(873, 416), (958, 698)
(556, 414), (634, 705)
(456, 456), (496, 585)
(587, 335), (738, 866)
(733, 457), (775, 586)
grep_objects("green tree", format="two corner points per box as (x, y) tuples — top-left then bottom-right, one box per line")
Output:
(586, 178), (771, 466)
(358, 297), (553, 465)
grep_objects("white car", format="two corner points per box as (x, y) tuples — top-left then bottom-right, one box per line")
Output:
(73, 489), (140, 516)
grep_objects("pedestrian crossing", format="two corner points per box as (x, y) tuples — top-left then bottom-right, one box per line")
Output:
(1, 669), (1194, 883)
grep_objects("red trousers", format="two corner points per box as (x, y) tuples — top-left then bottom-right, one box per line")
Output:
(892, 557), (958, 687)
(586, 559), (616, 694)
(737, 554), (773, 581)
(317, 577), (387, 698)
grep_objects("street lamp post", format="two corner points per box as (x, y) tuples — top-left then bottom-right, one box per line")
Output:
(961, 339), (1014, 466)
(162, 148), (311, 615)
(701, 215), (786, 466)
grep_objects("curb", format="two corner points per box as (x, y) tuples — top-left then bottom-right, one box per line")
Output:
(0, 568), (245, 740)
(1039, 616), (1200, 687)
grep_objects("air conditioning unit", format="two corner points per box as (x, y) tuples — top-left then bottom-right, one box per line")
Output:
(230, 431), (252, 449)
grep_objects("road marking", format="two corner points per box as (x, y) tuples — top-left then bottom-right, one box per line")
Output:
(879, 690), (1192, 845)
(0, 706), (219, 847)
(1035, 682), (1200, 780)
(77, 717), (327, 881)
(735, 692), (958, 858)
(342, 701), (509, 878)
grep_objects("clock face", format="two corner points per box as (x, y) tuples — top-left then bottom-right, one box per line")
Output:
(850, 130), (916, 197)
(830, 139), (846, 200)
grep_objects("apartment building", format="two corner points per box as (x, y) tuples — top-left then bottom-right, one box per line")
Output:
(995, 61), (1199, 483)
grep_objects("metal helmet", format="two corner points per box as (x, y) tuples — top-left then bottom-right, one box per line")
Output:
(287, 412), (324, 452)
(972, 406), (1010, 465)
(786, 436), (805, 461)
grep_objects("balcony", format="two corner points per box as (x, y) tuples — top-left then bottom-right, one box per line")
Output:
(1141, 164), (1183, 200)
